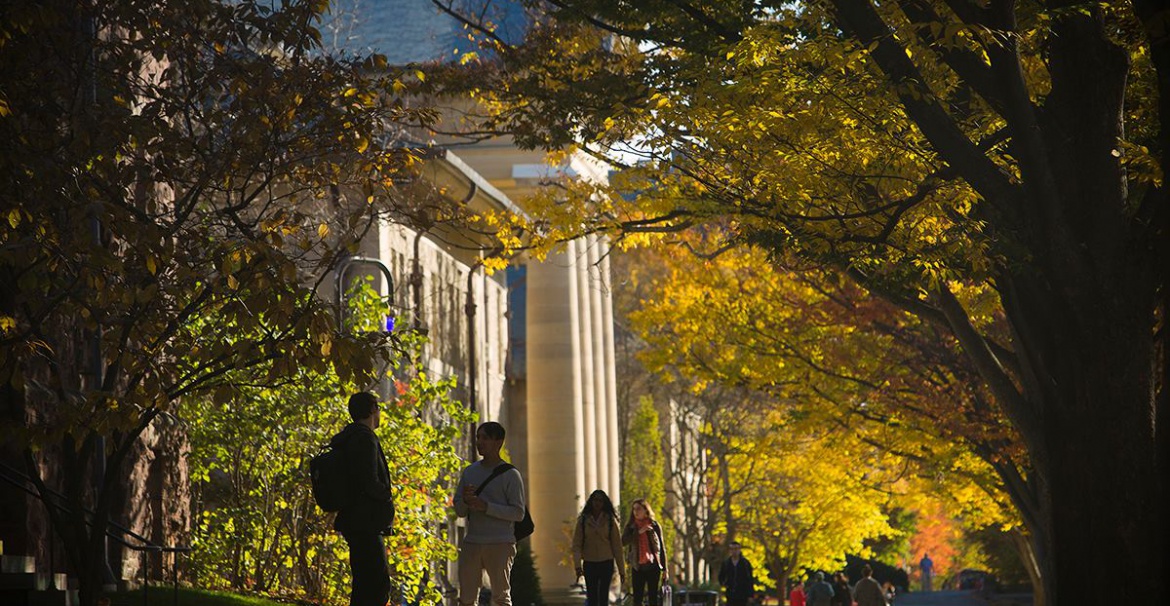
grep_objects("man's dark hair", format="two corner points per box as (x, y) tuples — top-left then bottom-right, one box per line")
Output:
(348, 392), (379, 421)
(478, 421), (506, 440)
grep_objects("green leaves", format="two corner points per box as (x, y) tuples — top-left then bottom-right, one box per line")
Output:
(0, 2), (482, 601)
(186, 282), (472, 602)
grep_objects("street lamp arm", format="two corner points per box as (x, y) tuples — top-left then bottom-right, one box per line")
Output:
(335, 255), (396, 332)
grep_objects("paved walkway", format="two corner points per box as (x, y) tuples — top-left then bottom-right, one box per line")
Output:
(895, 590), (986, 606)
(893, 590), (1032, 606)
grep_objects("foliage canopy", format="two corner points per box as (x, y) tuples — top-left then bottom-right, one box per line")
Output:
(0, 2), (476, 605)
(429, 1), (1170, 604)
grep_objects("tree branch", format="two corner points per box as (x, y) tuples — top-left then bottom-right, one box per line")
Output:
(932, 283), (1039, 449)
(896, 0), (1008, 115)
(829, 0), (1021, 209)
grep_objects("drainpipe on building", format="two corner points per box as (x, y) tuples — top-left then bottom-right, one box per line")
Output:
(465, 259), (482, 457)
(445, 163), (482, 453)
(410, 230), (425, 332)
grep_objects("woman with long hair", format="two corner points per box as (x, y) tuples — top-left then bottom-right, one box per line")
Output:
(622, 499), (669, 606)
(573, 490), (626, 606)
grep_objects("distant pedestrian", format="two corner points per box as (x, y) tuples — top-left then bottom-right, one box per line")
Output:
(622, 499), (668, 606)
(805, 572), (834, 606)
(573, 490), (626, 606)
(788, 581), (805, 606)
(918, 554), (933, 592)
(882, 582), (895, 605)
(333, 392), (396, 606)
(853, 566), (887, 606)
(717, 541), (756, 606)
(829, 573), (850, 606)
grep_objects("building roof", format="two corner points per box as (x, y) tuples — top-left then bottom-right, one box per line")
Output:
(419, 146), (527, 219)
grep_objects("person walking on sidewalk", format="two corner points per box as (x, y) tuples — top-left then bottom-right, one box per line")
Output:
(918, 554), (934, 592)
(805, 572), (834, 606)
(573, 489), (626, 606)
(453, 422), (527, 606)
(788, 581), (806, 606)
(829, 572), (851, 606)
(717, 541), (756, 606)
(622, 499), (668, 606)
(853, 566), (887, 606)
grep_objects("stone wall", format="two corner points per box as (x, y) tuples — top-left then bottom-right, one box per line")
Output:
(111, 414), (191, 583)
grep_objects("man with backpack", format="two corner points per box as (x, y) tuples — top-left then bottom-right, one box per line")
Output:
(453, 422), (527, 606)
(332, 392), (395, 606)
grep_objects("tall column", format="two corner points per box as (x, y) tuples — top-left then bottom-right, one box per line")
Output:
(576, 239), (598, 491)
(587, 236), (612, 499)
(526, 244), (585, 596)
(599, 238), (622, 505)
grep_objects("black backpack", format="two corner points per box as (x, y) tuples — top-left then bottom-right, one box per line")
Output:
(309, 436), (348, 512)
(475, 463), (535, 541)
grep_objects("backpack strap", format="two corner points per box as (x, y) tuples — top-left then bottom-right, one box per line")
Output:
(578, 515), (587, 552)
(473, 463), (515, 496)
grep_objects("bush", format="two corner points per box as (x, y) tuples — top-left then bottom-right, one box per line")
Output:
(510, 542), (545, 606)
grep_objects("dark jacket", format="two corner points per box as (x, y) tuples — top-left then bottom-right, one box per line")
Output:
(718, 556), (755, 601)
(806, 580), (834, 606)
(332, 422), (394, 534)
(830, 580), (851, 606)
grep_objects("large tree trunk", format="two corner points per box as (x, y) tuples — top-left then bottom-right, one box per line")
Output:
(991, 230), (1161, 606)
(1037, 303), (1159, 606)
(1025, 6), (1163, 602)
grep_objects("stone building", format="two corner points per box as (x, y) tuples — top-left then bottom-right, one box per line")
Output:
(0, 4), (630, 605)
(323, 1), (627, 602)
(344, 140), (621, 604)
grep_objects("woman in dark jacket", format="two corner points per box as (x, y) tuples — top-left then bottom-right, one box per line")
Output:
(622, 499), (668, 606)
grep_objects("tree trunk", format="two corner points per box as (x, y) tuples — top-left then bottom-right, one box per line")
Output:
(983, 6), (1161, 603)
(1007, 529), (1045, 606)
(997, 257), (1162, 606)
(1039, 335), (1160, 606)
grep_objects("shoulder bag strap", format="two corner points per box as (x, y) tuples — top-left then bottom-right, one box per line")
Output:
(473, 463), (515, 496)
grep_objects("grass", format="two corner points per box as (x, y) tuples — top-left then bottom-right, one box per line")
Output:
(104, 586), (302, 606)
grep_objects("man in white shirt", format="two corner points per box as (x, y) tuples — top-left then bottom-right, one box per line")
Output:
(453, 422), (527, 606)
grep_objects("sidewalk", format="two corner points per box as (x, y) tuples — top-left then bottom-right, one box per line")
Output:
(892, 589), (1032, 606)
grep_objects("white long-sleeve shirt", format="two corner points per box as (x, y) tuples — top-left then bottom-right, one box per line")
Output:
(453, 461), (526, 544)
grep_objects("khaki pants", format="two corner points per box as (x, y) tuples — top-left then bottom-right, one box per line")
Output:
(458, 541), (516, 606)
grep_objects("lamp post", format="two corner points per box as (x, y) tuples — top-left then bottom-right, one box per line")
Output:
(335, 255), (398, 398)
(334, 255), (396, 333)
